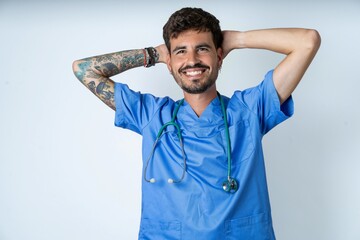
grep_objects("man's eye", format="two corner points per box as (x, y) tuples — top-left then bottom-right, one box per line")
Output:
(198, 47), (208, 52)
(176, 50), (185, 54)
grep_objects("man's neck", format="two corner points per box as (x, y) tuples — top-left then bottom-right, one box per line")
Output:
(183, 85), (217, 117)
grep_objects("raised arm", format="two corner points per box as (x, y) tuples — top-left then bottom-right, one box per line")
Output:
(72, 46), (168, 110)
(222, 28), (321, 104)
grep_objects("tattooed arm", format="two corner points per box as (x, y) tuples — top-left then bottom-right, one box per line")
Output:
(72, 47), (167, 110)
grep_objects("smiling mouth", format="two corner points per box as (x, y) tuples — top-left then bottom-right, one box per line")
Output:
(182, 69), (205, 76)
(179, 64), (210, 77)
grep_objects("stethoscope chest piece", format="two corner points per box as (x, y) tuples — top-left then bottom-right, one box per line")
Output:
(222, 177), (238, 193)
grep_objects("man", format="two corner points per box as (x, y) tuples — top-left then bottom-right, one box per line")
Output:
(73, 7), (320, 240)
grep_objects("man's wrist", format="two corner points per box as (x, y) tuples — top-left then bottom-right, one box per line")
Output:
(144, 47), (159, 68)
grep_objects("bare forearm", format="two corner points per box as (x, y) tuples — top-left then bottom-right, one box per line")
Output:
(223, 28), (320, 56)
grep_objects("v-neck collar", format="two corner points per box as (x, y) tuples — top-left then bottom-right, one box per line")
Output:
(177, 96), (224, 126)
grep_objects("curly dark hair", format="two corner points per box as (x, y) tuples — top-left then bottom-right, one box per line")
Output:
(163, 7), (223, 52)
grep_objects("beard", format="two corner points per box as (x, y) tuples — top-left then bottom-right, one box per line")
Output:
(172, 63), (219, 94)
(179, 77), (216, 94)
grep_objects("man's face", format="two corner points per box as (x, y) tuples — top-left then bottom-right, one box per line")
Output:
(167, 30), (223, 94)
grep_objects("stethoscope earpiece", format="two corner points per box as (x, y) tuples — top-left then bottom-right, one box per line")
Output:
(146, 178), (176, 184)
(222, 178), (238, 193)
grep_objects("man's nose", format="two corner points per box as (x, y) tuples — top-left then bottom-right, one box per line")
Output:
(187, 51), (200, 65)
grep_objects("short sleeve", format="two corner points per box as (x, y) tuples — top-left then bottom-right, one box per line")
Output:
(234, 70), (294, 135)
(114, 82), (168, 135)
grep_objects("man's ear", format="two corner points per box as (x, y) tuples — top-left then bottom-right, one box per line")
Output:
(217, 47), (223, 69)
(166, 54), (172, 74)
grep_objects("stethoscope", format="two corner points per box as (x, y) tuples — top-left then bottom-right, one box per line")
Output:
(143, 93), (238, 193)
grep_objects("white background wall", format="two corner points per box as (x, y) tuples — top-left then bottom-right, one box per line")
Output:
(1, 0), (359, 239)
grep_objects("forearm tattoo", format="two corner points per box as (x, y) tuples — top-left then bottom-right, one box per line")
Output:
(91, 49), (145, 76)
(74, 49), (145, 110)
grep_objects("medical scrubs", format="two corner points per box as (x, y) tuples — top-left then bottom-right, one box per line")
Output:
(114, 70), (294, 240)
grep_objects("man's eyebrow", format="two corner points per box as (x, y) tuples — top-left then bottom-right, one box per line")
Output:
(196, 43), (212, 49)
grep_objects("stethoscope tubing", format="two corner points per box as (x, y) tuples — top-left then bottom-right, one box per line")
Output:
(144, 99), (186, 184)
(219, 92), (233, 181)
(143, 128), (187, 184)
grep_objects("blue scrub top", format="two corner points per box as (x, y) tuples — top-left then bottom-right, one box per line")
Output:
(114, 70), (294, 240)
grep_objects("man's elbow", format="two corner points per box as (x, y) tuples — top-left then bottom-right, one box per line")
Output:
(72, 59), (89, 83)
(305, 29), (321, 52)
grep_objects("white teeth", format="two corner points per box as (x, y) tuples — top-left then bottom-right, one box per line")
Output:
(185, 70), (202, 76)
